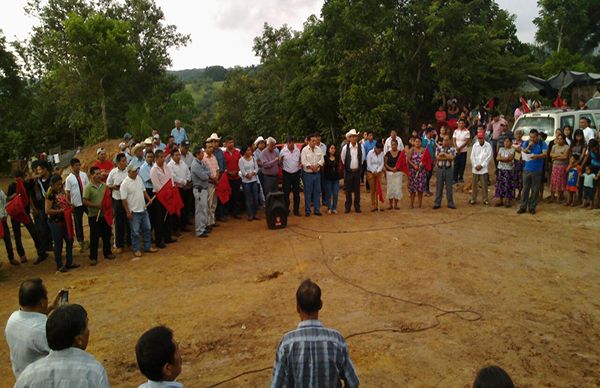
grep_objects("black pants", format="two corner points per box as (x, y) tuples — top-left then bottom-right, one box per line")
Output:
(344, 170), (361, 211)
(34, 210), (52, 252)
(227, 178), (241, 216)
(179, 187), (193, 229)
(2, 219), (15, 262)
(361, 161), (370, 190)
(454, 152), (467, 182)
(88, 216), (112, 260)
(73, 206), (86, 243)
(282, 171), (301, 213)
(113, 198), (130, 248)
(11, 216), (44, 259)
(153, 200), (173, 245)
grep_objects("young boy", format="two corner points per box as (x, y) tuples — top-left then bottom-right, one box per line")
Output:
(565, 155), (581, 207)
(581, 165), (597, 207)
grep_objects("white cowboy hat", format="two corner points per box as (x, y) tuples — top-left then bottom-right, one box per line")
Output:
(254, 136), (265, 145)
(206, 133), (221, 142)
(132, 143), (144, 153)
(266, 137), (276, 145)
(346, 128), (359, 137)
(144, 137), (154, 145)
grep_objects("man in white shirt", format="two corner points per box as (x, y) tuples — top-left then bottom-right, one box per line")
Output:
(15, 304), (110, 388)
(106, 153), (130, 253)
(136, 326), (183, 388)
(280, 136), (302, 216)
(384, 129), (404, 155)
(452, 119), (471, 183)
(65, 158), (89, 252)
(366, 142), (385, 212)
(340, 129), (365, 213)
(300, 134), (325, 216)
(168, 149), (193, 233)
(5, 279), (62, 379)
(580, 117), (596, 143)
(470, 129), (493, 206)
(120, 164), (157, 257)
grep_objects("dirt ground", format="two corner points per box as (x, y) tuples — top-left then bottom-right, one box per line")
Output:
(0, 174), (599, 388)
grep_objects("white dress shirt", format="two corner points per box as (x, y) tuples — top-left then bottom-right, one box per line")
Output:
(470, 141), (493, 174)
(280, 146), (302, 173)
(384, 136), (404, 155)
(15, 347), (109, 388)
(106, 167), (128, 200)
(167, 159), (191, 187)
(139, 381), (184, 388)
(340, 143), (365, 170)
(301, 145), (325, 173)
(5, 311), (50, 379)
(366, 149), (384, 173)
(120, 175), (147, 212)
(65, 172), (90, 207)
(583, 127), (596, 143)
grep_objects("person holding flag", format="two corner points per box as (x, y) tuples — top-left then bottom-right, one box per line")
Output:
(45, 175), (79, 273)
(407, 137), (431, 208)
(150, 150), (178, 248)
(366, 142), (385, 212)
(65, 158), (89, 253)
(0, 187), (19, 266)
(83, 166), (115, 266)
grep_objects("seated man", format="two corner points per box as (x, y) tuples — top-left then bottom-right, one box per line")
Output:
(136, 326), (183, 387)
(5, 278), (62, 378)
(270, 279), (359, 388)
(15, 304), (109, 388)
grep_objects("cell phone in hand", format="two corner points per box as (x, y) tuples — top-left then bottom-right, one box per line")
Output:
(60, 290), (69, 305)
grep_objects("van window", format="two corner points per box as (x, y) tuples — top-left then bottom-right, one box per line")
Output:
(512, 117), (555, 137)
(560, 115), (575, 129)
(579, 113), (596, 128)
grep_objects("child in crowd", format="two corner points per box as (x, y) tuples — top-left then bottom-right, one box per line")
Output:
(581, 165), (597, 208)
(565, 155), (581, 206)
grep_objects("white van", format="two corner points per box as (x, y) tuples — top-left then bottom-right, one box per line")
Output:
(511, 109), (600, 142)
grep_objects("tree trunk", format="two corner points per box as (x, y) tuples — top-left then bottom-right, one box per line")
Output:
(100, 78), (108, 139)
(557, 20), (564, 53)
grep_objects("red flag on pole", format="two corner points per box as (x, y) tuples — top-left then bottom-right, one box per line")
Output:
(375, 175), (385, 203)
(553, 95), (566, 108)
(100, 187), (113, 226)
(156, 180), (184, 216)
(421, 147), (433, 172)
(395, 150), (410, 175)
(15, 178), (30, 208)
(5, 196), (30, 225)
(216, 174), (231, 204)
(520, 97), (531, 113)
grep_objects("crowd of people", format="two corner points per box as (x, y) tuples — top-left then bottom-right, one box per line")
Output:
(1, 111), (600, 270)
(5, 277), (516, 387)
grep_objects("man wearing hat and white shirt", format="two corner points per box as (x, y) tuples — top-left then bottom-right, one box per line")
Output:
(341, 129), (365, 213)
(261, 137), (280, 198)
(171, 119), (188, 146)
(300, 133), (325, 216)
(203, 141), (220, 228)
(470, 128), (493, 206)
(120, 163), (158, 257)
(280, 135), (302, 216)
(153, 134), (166, 151)
(107, 153), (131, 253)
(206, 133), (228, 221)
(128, 143), (145, 170)
(143, 137), (154, 156)
(65, 158), (90, 252)
(254, 136), (267, 195)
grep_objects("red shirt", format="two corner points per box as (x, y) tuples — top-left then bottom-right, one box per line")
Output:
(435, 110), (447, 123)
(93, 160), (114, 182)
(223, 148), (241, 180)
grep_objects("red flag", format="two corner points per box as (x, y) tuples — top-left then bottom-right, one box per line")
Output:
(216, 174), (231, 204)
(553, 95), (566, 108)
(15, 178), (30, 208)
(0, 220), (4, 239)
(156, 180), (184, 216)
(100, 187), (113, 226)
(421, 147), (433, 172)
(520, 97), (531, 113)
(5, 196), (30, 225)
(57, 195), (74, 240)
(375, 175), (385, 203)
(395, 150), (410, 175)
(487, 97), (495, 110)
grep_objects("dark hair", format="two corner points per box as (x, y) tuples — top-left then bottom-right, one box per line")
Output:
(573, 129), (585, 146)
(154, 150), (164, 158)
(116, 153), (127, 163)
(224, 136), (234, 142)
(50, 174), (62, 186)
(89, 166), (99, 175)
(491, 110), (500, 118)
(46, 304), (88, 351)
(135, 326), (177, 381)
(70, 158), (80, 166)
(13, 170), (24, 178)
(193, 146), (203, 156)
(19, 278), (47, 308)
(240, 144), (252, 154)
(477, 124), (485, 130)
(367, 131), (374, 135)
(375, 141), (384, 149)
(529, 128), (538, 135)
(37, 160), (51, 172)
(580, 117), (591, 125)
(458, 118), (466, 123)
(296, 279), (322, 314)
(167, 135), (174, 140)
(473, 365), (515, 388)
(391, 139), (398, 145)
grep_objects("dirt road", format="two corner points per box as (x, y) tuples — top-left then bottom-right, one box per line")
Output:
(0, 181), (599, 387)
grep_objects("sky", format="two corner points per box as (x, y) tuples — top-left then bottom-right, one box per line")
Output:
(0, 0), (540, 70)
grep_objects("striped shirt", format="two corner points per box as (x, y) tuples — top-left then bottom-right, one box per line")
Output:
(15, 347), (109, 388)
(270, 320), (359, 388)
(5, 311), (50, 378)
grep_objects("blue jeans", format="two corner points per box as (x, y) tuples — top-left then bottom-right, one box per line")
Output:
(129, 211), (152, 252)
(323, 179), (339, 211)
(242, 181), (259, 218)
(302, 172), (321, 215)
(48, 221), (73, 269)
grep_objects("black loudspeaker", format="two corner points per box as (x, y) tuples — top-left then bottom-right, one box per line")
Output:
(266, 191), (287, 229)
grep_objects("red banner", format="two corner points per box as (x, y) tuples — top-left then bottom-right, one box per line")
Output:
(0, 220), (4, 239)
(16, 178), (30, 208)
(375, 175), (385, 203)
(216, 174), (231, 204)
(395, 150), (410, 175)
(553, 95), (566, 108)
(156, 180), (184, 216)
(422, 147), (433, 172)
(101, 187), (114, 226)
(64, 206), (74, 240)
(5, 196), (30, 225)
(520, 97), (531, 113)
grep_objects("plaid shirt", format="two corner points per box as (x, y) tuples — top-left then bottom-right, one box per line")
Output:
(436, 145), (457, 168)
(5, 311), (50, 378)
(15, 347), (109, 388)
(270, 320), (359, 388)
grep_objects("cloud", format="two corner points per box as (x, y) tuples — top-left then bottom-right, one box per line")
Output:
(497, 0), (539, 43)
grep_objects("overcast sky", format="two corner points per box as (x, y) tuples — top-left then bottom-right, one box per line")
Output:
(0, 0), (539, 70)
